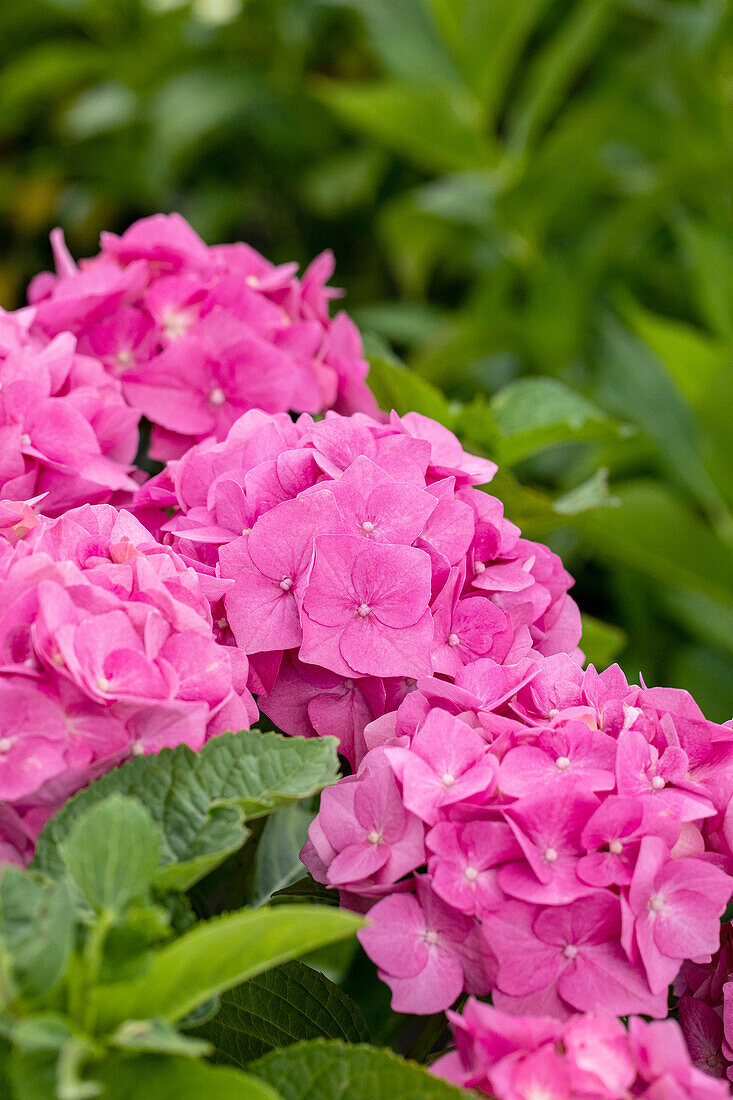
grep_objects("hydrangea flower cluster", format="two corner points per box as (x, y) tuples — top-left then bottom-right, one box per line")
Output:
(0, 500), (256, 865)
(0, 305), (139, 515)
(302, 654), (733, 1018)
(28, 214), (377, 461)
(431, 998), (731, 1099)
(132, 407), (583, 763)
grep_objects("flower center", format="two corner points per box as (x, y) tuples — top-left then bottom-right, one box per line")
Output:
(474, 561), (486, 574)
(246, 275), (259, 287)
(648, 893), (665, 913)
(356, 603), (372, 618)
(217, 617), (228, 630)
(0, 737), (15, 754)
(650, 775), (665, 791)
(209, 386), (226, 407)
(563, 944), (578, 960)
(21, 433), (31, 447)
(279, 577), (293, 591)
(543, 847), (558, 863)
(447, 633), (460, 647)
(116, 349), (133, 367)
(131, 740), (145, 756)
(555, 756), (571, 771)
(464, 866), (478, 882)
(608, 839), (623, 855)
(424, 930), (439, 946)
(367, 831), (382, 846)
(163, 312), (190, 339)
(441, 772), (455, 787)
(96, 675), (111, 692)
(360, 520), (375, 534)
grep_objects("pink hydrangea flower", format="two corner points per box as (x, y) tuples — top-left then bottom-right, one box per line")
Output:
(29, 215), (377, 460)
(432, 1000), (731, 1099)
(0, 308), (139, 514)
(134, 408), (582, 765)
(0, 502), (256, 864)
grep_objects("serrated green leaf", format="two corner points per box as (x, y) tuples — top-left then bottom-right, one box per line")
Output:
(60, 795), (162, 915)
(90, 906), (363, 1031)
(94, 1054), (281, 1100)
(33, 732), (339, 893)
(194, 961), (369, 1068)
(0, 869), (75, 1005)
(250, 1040), (469, 1099)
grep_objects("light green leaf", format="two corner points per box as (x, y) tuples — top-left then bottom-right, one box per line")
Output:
(33, 731), (339, 893)
(0, 869), (75, 1005)
(314, 80), (492, 174)
(249, 804), (313, 908)
(576, 482), (733, 608)
(553, 469), (618, 516)
(194, 960), (370, 1068)
(366, 355), (457, 425)
(489, 377), (623, 465)
(110, 1018), (211, 1058)
(60, 795), (162, 915)
(94, 1054), (281, 1100)
(90, 906), (363, 1031)
(250, 1040), (468, 1099)
(580, 613), (627, 668)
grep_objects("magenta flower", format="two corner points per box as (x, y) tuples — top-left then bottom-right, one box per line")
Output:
(483, 894), (666, 1018)
(625, 835), (732, 995)
(427, 820), (517, 917)
(386, 710), (498, 825)
(357, 876), (493, 1014)
(300, 535), (433, 678)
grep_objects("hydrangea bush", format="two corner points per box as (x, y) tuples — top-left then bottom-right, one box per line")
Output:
(0, 216), (731, 1100)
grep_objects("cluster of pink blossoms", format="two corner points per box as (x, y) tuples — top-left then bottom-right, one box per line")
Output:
(28, 214), (376, 461)
(0, 500), (255, 866)
(431, 999), (730, 1098)
(132, 407), (582, 763)
(301, 653), (733, 1020)
(0, 305), (139, 515)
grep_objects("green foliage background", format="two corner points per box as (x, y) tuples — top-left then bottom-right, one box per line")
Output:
(2, 0), (733, 716)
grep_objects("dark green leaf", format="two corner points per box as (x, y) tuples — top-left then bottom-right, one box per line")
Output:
(0, 869), (75, 1004)
(250, 1040), (468, 1099)
(94, 1054), (280, 1100)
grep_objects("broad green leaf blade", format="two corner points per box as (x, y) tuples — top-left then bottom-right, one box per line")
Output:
(250, 1040), (468, 1099)
(110, 1019), (211, 1058)
(94, 1054), (280, 1100)
(580, 613), (627, 668)
(33, 732), (339, 892)
(249, 804), (313, 908)
(314, 80), (492, 174)
(576, 482), (733, 608)
(194, 960), (370, 1068)
(366, 355), (457, 425)
(489, 377), (623, 465)
(0, 869), (75, 1005)
(60, 795), (162, 915)
(90, 906), (363, 1031)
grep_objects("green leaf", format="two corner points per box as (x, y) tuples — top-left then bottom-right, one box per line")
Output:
(194, 961), (370, 1068)
(366, 355), (457, 425)
(553, 469), (618, 516)
(110, 1018), (211, 1058)
(33, 731), (339, 893)
(248, 804), (313, 908)
(0, 868), (75, 1005)
(489, 377), (623, 465)
(94, 1054), (281, 1100)
(580, 613), (627, 668)
(90, 906), (363, 1031)
(576, 481), (733, 608)
(250, 1040), (468, 1099)
(60, 795), (162, 915)
(314, 80), (492, 174)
